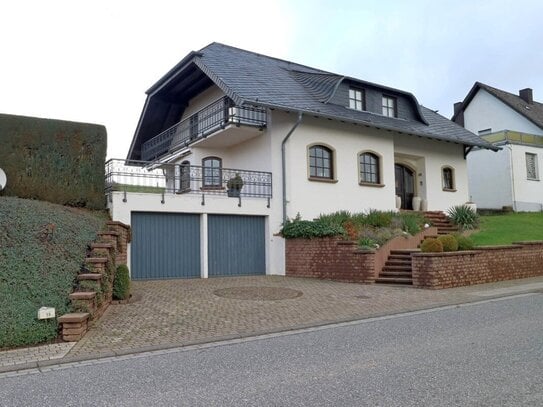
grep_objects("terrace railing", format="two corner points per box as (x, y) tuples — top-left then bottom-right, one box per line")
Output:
(105, 159), (272, 199)
(141, 97), (267, 161)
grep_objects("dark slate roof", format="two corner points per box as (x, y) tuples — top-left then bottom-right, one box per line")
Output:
(129, 43), (497, 159)
(453, 82), (543, 131)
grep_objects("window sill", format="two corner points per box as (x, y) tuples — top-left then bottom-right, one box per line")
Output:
(527, 178), (540, 181)
(359, 182), (385, 188)
(308, 177), (338, 184)
(442, 188), (457, 192)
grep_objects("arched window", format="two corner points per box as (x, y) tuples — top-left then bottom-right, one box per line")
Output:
(202, 157), (222, 187)
(442, 166), (455, 190)
(359, 152), (380, 184)
(308, 145), (333, 179)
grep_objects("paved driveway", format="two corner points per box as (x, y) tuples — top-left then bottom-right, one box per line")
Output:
(67, 276), (543, 360)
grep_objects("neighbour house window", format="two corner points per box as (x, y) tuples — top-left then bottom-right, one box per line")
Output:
(349, 88), (365, 111)
(526, 153), (539, 180)
(359, 152), (381, 184)
(382, 95), (397, 118)
(442, 167), (455, 190)
(202, 157), (222, 187)
(308, 145), (334, 180)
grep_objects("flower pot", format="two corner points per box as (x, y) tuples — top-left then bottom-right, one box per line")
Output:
(395, 195), (401, 209)
(420, 198), (428, 212)
(465, 202), (477, 213)
(227, 188), (241, 198)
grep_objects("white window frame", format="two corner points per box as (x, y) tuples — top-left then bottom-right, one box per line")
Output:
(526, 152), (539, 180)
(382, 95), (397, 118)
(349, 88), (364, 111)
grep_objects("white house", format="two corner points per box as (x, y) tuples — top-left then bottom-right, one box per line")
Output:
(453, 82), (543, 211)
(108, 43), (495, 280)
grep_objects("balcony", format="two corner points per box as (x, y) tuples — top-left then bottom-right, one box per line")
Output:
(141, 96), (267, 161)
(105, 159), (272, 199)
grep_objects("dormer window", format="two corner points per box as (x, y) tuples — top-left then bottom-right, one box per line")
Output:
(382, 95), (397, 118)
(349, 88), (365, 111)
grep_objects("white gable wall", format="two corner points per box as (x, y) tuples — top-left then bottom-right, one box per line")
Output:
(467, 148), (513, 209)
(463, 89), (543, 135)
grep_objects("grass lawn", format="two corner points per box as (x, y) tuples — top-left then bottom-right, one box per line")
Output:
(470, 212), (543, 246)
(0, 197), (108, 349)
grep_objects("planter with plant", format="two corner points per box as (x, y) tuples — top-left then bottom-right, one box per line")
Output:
(226, 173), (244, 197)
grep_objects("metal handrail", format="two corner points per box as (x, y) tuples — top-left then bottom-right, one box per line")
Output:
(104, 158), (272, 199)
(141, 97), (267, 161)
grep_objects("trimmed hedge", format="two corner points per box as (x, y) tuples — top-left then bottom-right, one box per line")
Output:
(437, 234), (459, 252)
(0, 113), (107, 209)
(113, 264), (131, 300)
(421, 238), (444, 253)
(0, 197), (107, 349)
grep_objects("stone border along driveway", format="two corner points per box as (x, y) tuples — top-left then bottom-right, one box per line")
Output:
(65, 276), (543, 360)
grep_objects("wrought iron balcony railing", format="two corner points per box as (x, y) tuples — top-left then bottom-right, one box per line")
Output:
(141, 96), (267, 161)
(105, 159), (272, 199)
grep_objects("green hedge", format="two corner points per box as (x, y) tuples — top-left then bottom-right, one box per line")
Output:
(0, 196), (107, 349)
(0, 113), (107, 209)
(113, 264), (131, 300)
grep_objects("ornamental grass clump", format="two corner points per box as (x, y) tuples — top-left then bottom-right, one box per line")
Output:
(447, 205), (479, 230)
(437, 234), (459, 252)
(420, 237), (444, 253)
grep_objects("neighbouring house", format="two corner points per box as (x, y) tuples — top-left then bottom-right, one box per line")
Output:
(453, 82), (543, 211)
(108, 42), (495, 279)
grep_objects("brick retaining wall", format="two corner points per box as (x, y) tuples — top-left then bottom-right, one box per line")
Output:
(286, 238), (375, 283)
(412, 242), (543, 289)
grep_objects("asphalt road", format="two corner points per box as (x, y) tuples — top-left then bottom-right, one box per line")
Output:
(1, 293), (542, 406)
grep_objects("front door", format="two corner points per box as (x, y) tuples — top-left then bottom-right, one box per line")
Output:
(395, 164), (415, 210)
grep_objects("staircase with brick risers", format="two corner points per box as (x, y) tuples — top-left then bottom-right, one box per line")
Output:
(375, 249), (420, 285)
(423, 211), (458, 235)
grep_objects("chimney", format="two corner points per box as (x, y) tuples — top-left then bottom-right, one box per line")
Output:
(453, 102), (463, 116)
(519, 88), (533, 104)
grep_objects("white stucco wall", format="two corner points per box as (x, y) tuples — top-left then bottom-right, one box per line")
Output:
(281, 115), (396, 220)
(467, 147), (512, 209)
(463, 89), (543, 135)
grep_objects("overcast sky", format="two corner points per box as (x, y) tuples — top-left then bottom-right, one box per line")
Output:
(2, 0), (542, 158)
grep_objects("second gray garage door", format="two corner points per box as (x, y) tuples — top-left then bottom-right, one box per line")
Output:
(208, 215), (265, 277)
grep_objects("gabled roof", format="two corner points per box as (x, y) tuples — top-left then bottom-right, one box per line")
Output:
(128, 43), (497, 159)
(452, 82), (543, 130)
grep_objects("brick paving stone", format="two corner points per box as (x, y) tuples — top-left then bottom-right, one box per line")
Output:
(66, 275), (543, 359)
(0, 342), (75, 369)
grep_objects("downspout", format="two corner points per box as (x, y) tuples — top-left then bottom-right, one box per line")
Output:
(507, 144), (517, 211)
(281, 112), (303, 224)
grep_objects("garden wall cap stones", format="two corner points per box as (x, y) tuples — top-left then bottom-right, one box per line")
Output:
(57, 313), (90, 323)
(106, 220), (130, 228)
(69, 292), (97, 300)
(77, 273), (102, 281)
(476, 245), (523, 250)
(97, 231), (120, 236)
(90, 242), (114, 249)
(413, 250), (482, 257)
(85, 257), (109, 264)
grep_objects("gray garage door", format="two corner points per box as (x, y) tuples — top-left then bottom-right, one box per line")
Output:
(131, 212), (201, 280)
(208, 215), (265, 277)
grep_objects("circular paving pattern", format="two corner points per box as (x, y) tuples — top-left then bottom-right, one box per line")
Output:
(213, 286), (303, 301)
